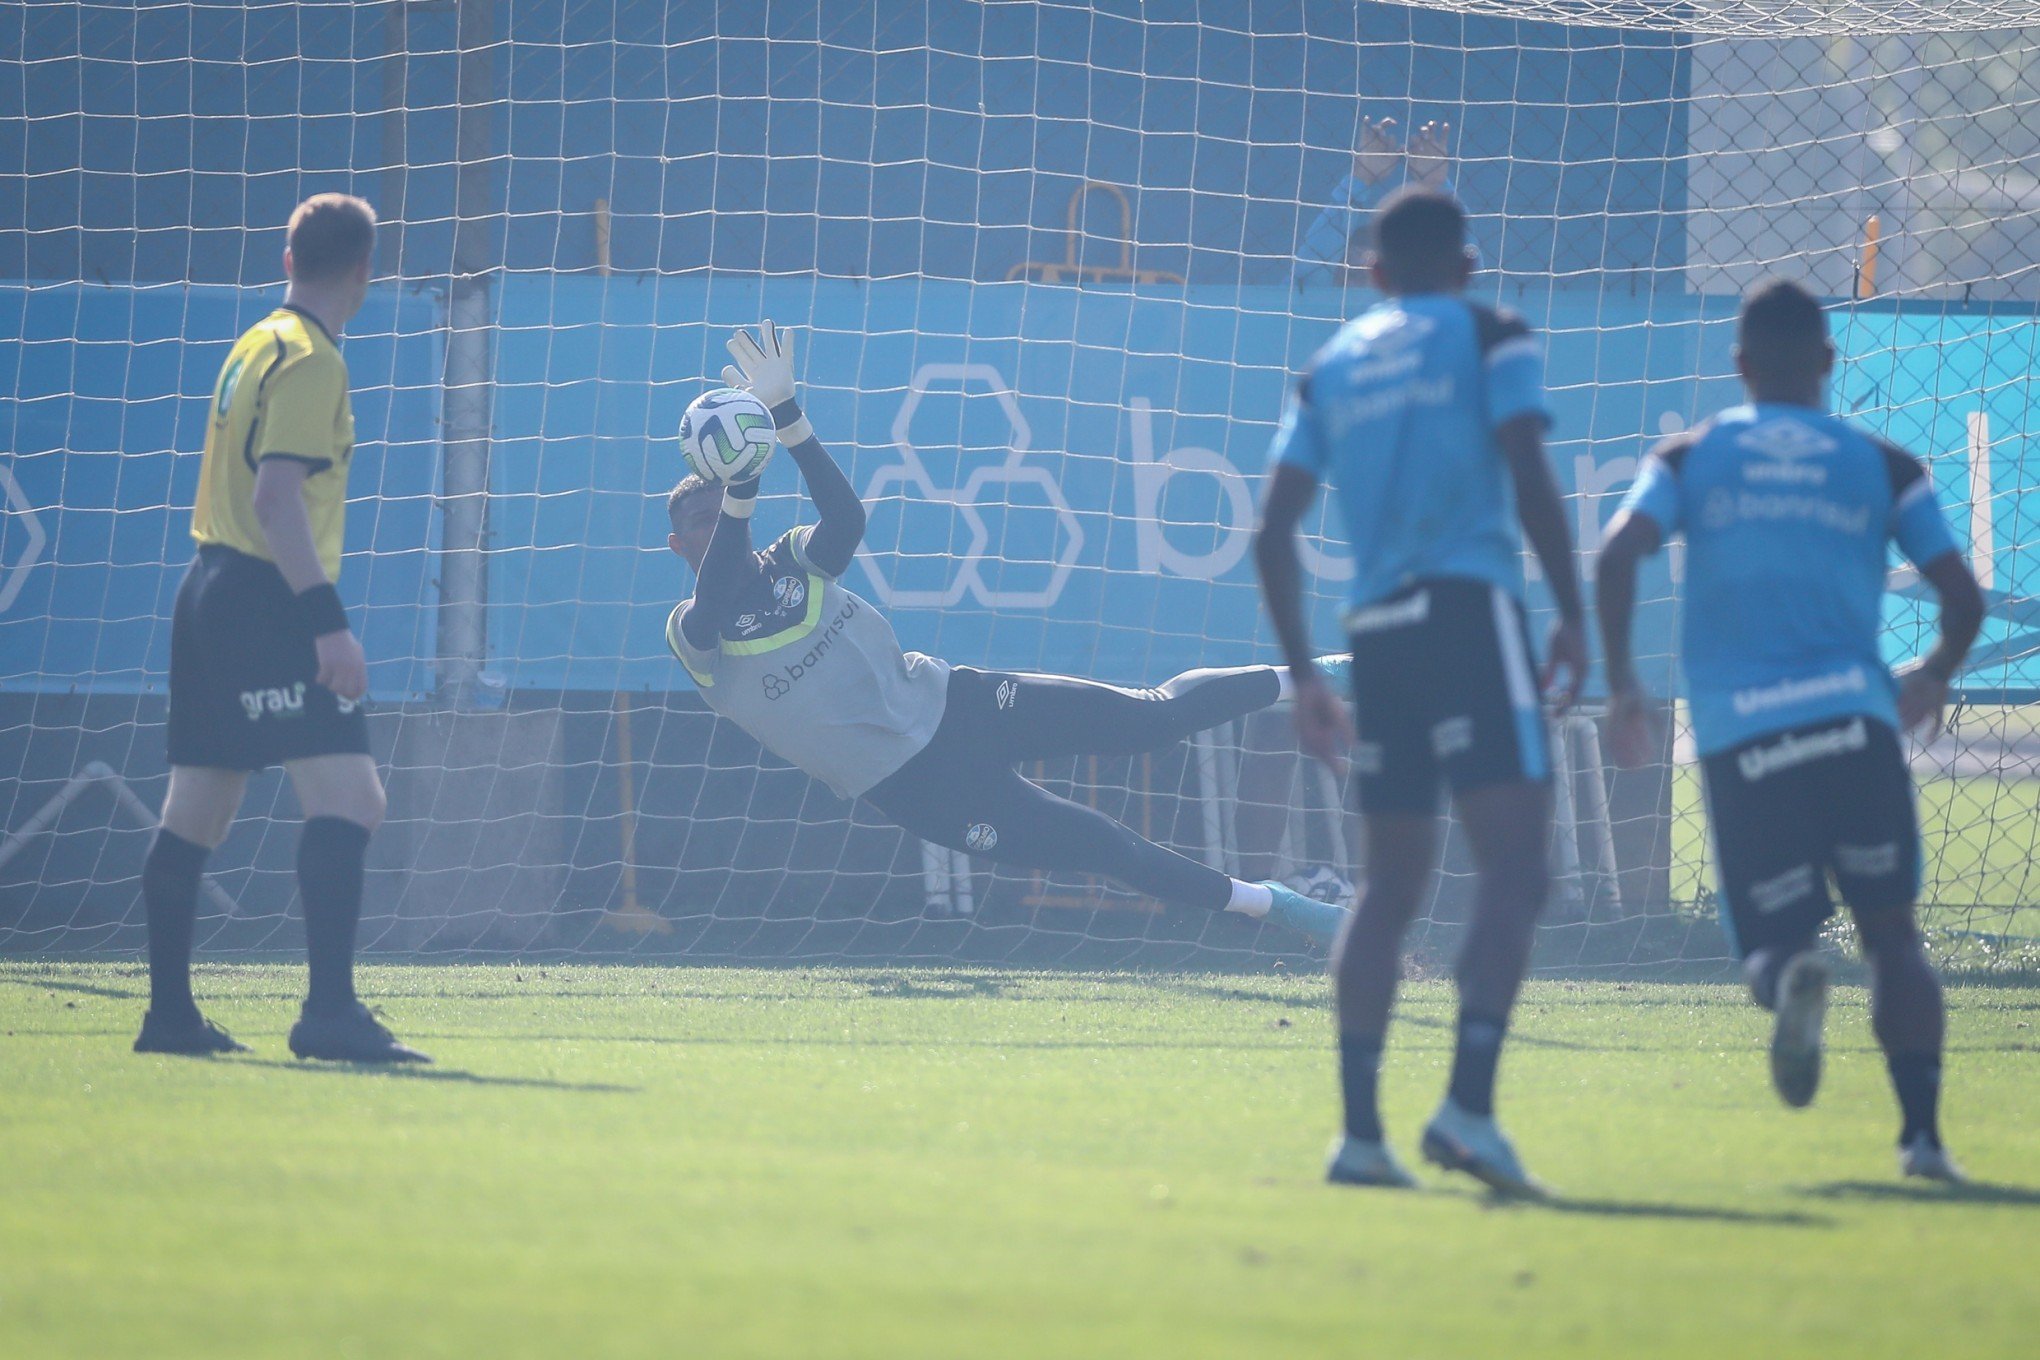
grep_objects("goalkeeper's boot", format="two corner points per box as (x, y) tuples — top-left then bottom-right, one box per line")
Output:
(1326, 1135), (1419, 1189)
(1313, 653), (1353, 693)
(1284, 864), (1357, 906)
(289, 1000), (432, 1064)
(1899, 1135), (1969, 1186)
(1263, 881), (1350, 948)
(1769, 950), (1831, 1109)
(1421, 1099), (1550, 1200)
(133, 1007), (250, 1056)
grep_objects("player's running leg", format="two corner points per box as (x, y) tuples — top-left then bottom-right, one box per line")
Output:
(1326, 812), (1436, 1188)
(281, 754), (427, 1064)
(1419, 779), (1552, 1199)
(133, 765), (252, 1055)
(1855, 906), (1961, 1182)
(872, 764), (1344, 946)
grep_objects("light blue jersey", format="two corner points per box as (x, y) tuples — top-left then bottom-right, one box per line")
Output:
(1269, 294), (1550, 613)
(1619, 403), (1960, 754)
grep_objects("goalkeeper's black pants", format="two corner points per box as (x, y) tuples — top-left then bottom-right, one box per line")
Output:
(865, 664), (1282, 911)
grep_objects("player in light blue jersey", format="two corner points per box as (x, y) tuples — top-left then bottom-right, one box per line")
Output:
(1257, 189), (1589, 1197)
(1598, 280), (1985, 1182)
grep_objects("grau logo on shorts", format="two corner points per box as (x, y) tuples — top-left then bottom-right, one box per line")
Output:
(995, 679), (1017, 710)
(773, 575), (807, 611)
(964, 822), (999, 851)
(1736, 715), (1868, 782)
(240, 682), (306, 722)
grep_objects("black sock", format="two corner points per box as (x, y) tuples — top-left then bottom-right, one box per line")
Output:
(1447, 1009), (1508, 1117)
(1339, 1033), (1386, 1141)
(143, 829), (210, 1016)
(299, 817), (370, 1012)
(1885, 1050), (1943, 1148)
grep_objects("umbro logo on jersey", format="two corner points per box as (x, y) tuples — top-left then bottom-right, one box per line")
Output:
(773, 575), (807, 611)
(995, 679), (1018, 710)
(1735, 419), (1836, 462)
(735, 612), (762, 634)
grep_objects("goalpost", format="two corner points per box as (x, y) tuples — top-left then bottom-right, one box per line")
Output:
(1, 1), (2036, 968)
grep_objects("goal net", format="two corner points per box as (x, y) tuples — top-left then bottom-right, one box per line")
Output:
(3, 1), (2036, 969)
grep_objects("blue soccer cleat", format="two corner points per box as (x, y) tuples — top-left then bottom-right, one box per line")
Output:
(1326, 1135), (1419, 1189)
(1263, 880), (1350, 948)
(1421, 1099), (1550, 1200)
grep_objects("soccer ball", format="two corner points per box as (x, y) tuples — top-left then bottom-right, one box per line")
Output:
(679, 387), (776, 484)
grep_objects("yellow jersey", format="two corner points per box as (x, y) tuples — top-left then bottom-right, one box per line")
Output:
(191, 305), (355, 582)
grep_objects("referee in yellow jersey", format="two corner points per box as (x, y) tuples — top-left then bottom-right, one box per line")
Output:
(134, 193), (425, 1062)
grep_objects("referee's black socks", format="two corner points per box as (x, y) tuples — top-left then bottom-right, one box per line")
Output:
(142, 828), (210, 1017)
(299, 817), (370, 1012)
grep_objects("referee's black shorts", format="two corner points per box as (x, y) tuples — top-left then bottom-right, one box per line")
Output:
(166, 544), (370, 771)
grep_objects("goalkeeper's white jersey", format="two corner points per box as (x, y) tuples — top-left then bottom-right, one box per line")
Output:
(667, 526), (951, 799)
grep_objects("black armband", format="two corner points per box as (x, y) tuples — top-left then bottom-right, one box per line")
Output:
(293, 583), (351, 638)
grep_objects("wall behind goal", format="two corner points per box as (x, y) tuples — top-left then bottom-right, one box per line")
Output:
(0, 0), (1685, 287)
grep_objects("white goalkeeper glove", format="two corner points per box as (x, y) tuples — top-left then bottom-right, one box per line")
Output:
(722, 319), (797, 411)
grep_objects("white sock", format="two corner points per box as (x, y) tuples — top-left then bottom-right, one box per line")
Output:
(1226, 879), (1273, 918)
(1275, 667), (1296, 703)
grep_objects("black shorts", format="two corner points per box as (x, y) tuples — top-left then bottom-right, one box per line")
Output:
(1701, 714), (1921, 959)
(1344, 577), (1549, 815)
(166, 545), (370, 771)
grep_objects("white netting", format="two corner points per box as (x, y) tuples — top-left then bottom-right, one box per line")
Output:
(2, 1), (2036, 968)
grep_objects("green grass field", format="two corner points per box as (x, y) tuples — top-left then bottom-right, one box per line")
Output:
(5, 962), (2038, 1358)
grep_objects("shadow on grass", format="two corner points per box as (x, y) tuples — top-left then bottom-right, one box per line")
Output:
(1441, 1187), (1830, 1227)
(1532, 1196), (1831, 1227)
(1798, 1179), (2040, 1207)
(235, 1057), (637, 1094)
(0, 974), (144, 1000)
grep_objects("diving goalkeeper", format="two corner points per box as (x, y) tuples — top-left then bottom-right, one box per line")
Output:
(663, 322), (1348, 945)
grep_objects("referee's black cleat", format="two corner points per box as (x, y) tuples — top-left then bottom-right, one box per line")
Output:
(133, 1008), (250, 1056)
(288, 1001), (432, 1064)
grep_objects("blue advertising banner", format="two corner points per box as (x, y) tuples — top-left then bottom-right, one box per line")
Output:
(3, 277), (2031, 701)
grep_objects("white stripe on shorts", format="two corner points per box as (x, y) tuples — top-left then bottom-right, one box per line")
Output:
(1490, 585), (1538, 714)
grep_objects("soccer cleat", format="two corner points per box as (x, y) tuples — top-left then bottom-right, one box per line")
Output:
(1326, 1135), (1419, 1189)
(1899, 1135), (1968, 1185)
(1283, 864), (1356, 906)
(1420, 1099), (1550, 1199)
(133, 1008), (250, 1056)
(1263, 880), (1351, 947)
(288, 1001), (432, 1064)
(1313, 653), (1353, 692)
(1769, 950), (1831, 1109)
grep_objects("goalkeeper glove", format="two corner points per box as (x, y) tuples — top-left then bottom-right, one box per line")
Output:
(722, 319), (797, 410)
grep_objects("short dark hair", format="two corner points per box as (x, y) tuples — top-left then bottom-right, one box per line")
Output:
(1372, 188), (1467, 288)
(667, 474), (718, 533)
(1737, 278), (1829, 375)
(287, 193), (377, 282)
